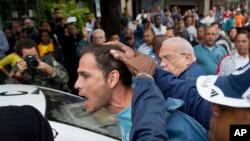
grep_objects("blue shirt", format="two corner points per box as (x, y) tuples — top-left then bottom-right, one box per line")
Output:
(115, 106), (132, 141)
(131, 76), (209, 141)
(0, 31), (9, 59)
(154, 67), (211, 129)
(178, 63), (207, 84)
(194, 44), (227, 75)
(224, 17), (235, 32)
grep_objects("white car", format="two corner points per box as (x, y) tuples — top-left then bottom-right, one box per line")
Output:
(0, 84), (121, 141)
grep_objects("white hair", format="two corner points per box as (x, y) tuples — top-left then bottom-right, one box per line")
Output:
(92, 29), (105, 37)
(162, 37), (196, 62)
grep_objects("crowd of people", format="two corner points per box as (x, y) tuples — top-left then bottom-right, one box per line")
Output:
(0, 4), (250, 141)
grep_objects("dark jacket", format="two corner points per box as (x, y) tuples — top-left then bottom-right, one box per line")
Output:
(153, 67), (211, 130)
(178, 63), (207, 85)
(130, 76), (209, 141)
(130, 76), (168, 141)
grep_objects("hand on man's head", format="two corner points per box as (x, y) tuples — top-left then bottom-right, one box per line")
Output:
(107, 41), (157, 76)
(105, 41), (135, 59)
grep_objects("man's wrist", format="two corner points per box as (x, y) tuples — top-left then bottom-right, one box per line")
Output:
(12, 73), (22, 81)
(15, 70), (22, 77)
(136, 72), (154, 80)
(47, 66), (56, 77)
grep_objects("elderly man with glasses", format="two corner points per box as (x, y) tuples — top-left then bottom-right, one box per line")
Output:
(156, 37), (206, 84)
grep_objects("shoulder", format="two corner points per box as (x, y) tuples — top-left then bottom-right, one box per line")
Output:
(215, 44), (227, 51)
(188, 63), (207, 75)
(194, 44), (203, 51)
(190, 63), (205, 70)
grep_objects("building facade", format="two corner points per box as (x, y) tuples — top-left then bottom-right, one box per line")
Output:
(125, 0), (248, 19)
(0, 0), (38, 30)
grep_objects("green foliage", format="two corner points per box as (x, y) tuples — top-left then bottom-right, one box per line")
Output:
(41, 0), (92, 30)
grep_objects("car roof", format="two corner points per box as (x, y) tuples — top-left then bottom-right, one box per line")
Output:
(0, 84), (46, 114)
(0, 84), (121, 141)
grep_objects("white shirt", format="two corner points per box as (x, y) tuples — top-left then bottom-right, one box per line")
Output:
(152, 25), (167, 35)
(137, 43), (152, 55)
(136, 13), (148, 24)
(218, 49), (249, 75)
(186, 26), (197, 42)
(200, 16), (215, 26)
(234, 51), (249, 69)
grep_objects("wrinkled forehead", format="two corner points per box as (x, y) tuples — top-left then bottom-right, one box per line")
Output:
(161, 40), (177, 50)
(93, 32), (105, 38)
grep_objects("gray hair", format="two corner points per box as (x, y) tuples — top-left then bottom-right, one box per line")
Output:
(162, 37), (196, 62)
(92, 29), (105, 37)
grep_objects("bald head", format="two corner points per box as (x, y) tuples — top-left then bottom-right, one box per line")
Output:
(159, 37), (196, 76)
(161, 37), (196, 61)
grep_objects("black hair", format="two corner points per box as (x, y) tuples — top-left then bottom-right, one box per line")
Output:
(80, 44), (132, 86)
(54, 7), (60, 12)
(153, 14), (161, 23)
(235, 29), (250, 41)
(15, 38), (37, 56)
(167, 27), (178, 36)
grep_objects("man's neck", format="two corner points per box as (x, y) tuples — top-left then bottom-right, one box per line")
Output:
(204, 43), (215, 48)
(108, 85), (133, 114)
(155, 24), (161, 28)
(238, 52), (249, 59)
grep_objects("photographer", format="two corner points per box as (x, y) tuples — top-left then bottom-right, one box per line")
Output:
(6, 38), (69, 91)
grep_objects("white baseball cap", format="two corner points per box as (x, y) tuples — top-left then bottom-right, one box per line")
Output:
(196, 63), (250, 107)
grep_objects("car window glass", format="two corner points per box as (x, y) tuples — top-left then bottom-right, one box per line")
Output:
(40, 88), (121, 140)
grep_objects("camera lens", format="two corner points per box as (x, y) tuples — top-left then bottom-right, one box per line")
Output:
(25, 55), (38, 69)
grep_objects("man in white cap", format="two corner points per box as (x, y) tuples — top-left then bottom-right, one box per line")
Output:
(197, 65), (250, 141)
(109, 41), (250, 141)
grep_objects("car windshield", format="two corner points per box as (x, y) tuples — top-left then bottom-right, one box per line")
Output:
(39, 87), (121, 140)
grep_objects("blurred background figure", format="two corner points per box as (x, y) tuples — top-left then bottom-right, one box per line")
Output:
(124, 32), (135, 49)
(92, 29), (106, 45)
(135, 8), (148, 25)
(24, 18), (39, 41)
(0, 31), (9, 59)
(226, 27), (237, 48)
(217, 30), (250, 75)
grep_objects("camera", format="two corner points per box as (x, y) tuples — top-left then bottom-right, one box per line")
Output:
(25, 55), (39, 69)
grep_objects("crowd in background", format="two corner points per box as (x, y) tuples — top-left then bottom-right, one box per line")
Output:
(0, 4), (250, 141)
(0, 5), (250, 95)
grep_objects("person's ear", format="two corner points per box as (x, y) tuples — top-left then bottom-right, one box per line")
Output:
(107, 70), (120, 88)
(211, 104), (224, 117)
(185, 53), (193, 65)
(104, 37), (106, 43)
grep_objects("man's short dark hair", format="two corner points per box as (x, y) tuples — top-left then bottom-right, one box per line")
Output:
(184, 16), (192, 21)
(15, 38), (37, 57)
(154, 14), (161, 23)
(167, 27), (178, 36)
(152, 35), (167, 54)
(80, 44), (132, 86)
(54, 7), (60, 12)
(211, 21), (221, 29)
(235, 29), (250, 40)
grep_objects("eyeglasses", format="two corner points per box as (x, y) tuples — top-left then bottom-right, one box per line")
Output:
(161, 53), (187, 62)
(52, 128), (59, 139)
